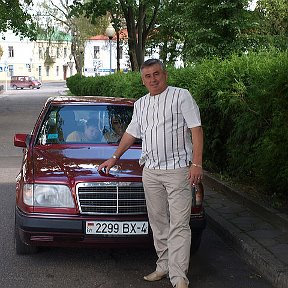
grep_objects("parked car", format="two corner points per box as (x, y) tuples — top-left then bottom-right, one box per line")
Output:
(14, 96), (206, 255)
(10, 76), (41, 89)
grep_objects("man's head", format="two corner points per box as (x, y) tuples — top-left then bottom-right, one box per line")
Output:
(140, 59), (168, 96)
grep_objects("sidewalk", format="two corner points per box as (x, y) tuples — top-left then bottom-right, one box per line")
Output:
(203, 172), (288, 288)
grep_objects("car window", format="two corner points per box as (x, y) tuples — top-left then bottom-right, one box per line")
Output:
(35, 104), (136, 145)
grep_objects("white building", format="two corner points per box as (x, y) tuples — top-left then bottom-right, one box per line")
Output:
(0, 30), (75, 84)
(83, 29), (130, 77)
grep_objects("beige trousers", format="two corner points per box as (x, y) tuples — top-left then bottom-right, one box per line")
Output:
(143, 166), (192, 287)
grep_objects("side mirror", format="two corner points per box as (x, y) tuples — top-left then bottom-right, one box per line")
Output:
(14, 134), (31, 148)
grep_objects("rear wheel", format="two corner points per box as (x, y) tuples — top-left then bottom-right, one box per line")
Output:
(15, 214), (38, 255)
(12, 85), (17, 89)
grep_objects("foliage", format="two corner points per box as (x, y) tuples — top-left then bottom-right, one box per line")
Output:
(256, 0), (288, 35)
(181, 0), (253, 62)
(146, 0), (185, 66)
(0, 0), (36, 39)
(246, 0), (288, 51)
(66, 71), (147, 99)
(67, 50), (288, 204)
(191, 51), (288, 202)
(146, 0), (268, 65)
(71, 0), (161, 71)
(35, 0), (108, 73)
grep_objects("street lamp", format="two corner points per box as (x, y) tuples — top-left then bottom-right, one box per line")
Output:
(67, 54), (74, 76)
(105, 23), (115, 74)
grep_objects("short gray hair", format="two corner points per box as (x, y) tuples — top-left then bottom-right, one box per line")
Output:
(140, 59), (165, 72)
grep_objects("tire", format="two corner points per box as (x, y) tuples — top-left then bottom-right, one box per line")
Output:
(191, 231), (203, 255)
(12, 85), (17, 90)
(14, 214), (38, 255)
(29, 85), (33, 89)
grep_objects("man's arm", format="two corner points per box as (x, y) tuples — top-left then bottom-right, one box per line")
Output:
(188, 126), (204, 184)
(97, 132), (136, 174)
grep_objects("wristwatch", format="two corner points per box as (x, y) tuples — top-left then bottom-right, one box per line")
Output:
(112, 155), (118, 159)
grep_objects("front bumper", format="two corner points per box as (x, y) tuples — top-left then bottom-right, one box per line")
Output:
(15, 207), (206, 248)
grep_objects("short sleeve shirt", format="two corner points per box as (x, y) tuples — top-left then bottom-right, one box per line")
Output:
(126, 86), (201, 169)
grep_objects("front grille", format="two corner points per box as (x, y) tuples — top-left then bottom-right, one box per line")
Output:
(76, 182), (147, 215)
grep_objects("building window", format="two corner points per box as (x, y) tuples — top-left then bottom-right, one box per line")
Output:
(56, 66), (59, 76)
(64, 47), (67, 58)
(46, 66), (50, 76)
(38, 66), (42, 78)
(8, 46), (14, 57)
(56, 47), (60, 58)
(39, 48), (43, 59)
(93, 46), (100, 59)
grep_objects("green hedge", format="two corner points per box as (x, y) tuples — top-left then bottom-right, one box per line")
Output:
(66, 51), (288, 204)
(66, 72), (147, 99)
(196, 52), (288, 203)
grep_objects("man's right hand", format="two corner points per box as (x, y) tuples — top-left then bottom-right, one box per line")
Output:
(98, 158), (117, 174)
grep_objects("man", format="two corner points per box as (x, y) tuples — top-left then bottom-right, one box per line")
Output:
(98, 59), (203, 288)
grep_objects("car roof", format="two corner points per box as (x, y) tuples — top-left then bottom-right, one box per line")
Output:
(46, 96), (136, 106)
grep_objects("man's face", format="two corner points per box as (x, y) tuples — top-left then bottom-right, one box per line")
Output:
(141, 64), (168, 96)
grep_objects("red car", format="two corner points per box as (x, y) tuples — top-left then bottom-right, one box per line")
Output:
(14, 96), (206, 254)
(10, 76), (42, 89)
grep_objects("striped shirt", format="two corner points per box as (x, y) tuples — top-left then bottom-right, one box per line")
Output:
(126, 86), (202, 169)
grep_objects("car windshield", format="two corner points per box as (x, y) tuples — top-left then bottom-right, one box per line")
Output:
(36, 104), (136, 145)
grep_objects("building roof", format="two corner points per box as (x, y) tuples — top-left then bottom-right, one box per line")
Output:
(37, 30), (71, 42)
(89, 29), (128, 41)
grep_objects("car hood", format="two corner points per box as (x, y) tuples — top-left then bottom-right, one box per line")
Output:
(32, 145), (142, 182)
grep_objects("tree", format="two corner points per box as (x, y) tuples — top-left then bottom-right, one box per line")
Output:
(72, 0), (161, 71)
(0, 0), (36, 39)
(256, 0), (288, 35)
(145, 0), (186, 67)
(231, 0), (288, 52)
(179, 0), (253, 63)
(35, 0), (108, 73)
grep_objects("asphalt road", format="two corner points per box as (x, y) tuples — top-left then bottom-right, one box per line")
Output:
(0, 83), (274, 288)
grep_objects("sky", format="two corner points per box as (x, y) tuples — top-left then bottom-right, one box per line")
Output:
(250, 0), (258, 10)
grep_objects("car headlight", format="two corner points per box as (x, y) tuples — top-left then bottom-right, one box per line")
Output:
(23, 184), (75, 208)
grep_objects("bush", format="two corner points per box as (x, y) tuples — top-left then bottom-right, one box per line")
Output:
(66, 72), (147, 99)
(191, 51), (288, 201)
(66, 51), (288, 203)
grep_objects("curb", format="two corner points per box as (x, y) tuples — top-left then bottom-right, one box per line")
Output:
(205, 207), (288, 288)
(203, 171), (288, 232)
(203, 172), (288, 288)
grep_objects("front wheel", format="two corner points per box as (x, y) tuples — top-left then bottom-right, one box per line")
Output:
(15, 214), (38, 255)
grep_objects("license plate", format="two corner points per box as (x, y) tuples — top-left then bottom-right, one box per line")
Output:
(86, 221), (149, 235)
